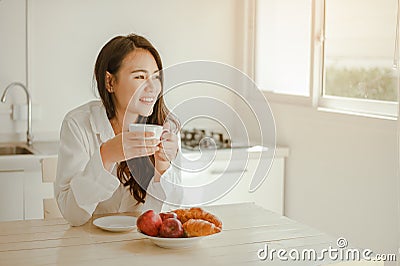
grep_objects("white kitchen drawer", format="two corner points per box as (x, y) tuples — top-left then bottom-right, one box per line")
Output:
(211, 158), (285, 215)
(180, 148), (287, 215)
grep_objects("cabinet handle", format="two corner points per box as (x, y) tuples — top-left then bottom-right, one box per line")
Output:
(210, 169), (248, 174)
(0, 169), (24, 173)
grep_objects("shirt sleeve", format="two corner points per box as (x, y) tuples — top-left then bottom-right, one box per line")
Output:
(55, 117), (120, 226)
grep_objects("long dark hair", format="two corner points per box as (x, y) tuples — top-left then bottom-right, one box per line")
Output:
(94, 34), (179, 204)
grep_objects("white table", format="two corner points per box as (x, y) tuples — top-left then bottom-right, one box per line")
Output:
(0, 203), (381, 265)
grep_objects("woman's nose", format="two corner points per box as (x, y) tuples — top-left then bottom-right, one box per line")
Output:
(144, 78), (160, 93)
(144, 79), (155, 92)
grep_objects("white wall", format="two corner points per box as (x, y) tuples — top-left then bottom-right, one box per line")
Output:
(254, 0), (399, 255)
(26, 0), (243, 140)
(0, 0), (245, 140)
(268, 101), (398, 256)
(0, 0), (27, 139)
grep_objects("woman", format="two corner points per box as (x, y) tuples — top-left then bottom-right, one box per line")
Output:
(55, 34), (181, 226)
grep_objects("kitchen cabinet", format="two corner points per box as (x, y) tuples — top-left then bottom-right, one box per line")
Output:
(180, 147), (288, 215)
(0, 156), (54, 221)
(210, 157), (285, 215)
(0, 142), (287, 221)
(24, 171), (53, 220)
(0, 171), (24, 221)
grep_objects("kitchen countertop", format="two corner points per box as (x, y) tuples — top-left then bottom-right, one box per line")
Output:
(182, 145), (289, 160)
(28, 141), (60, 156)
(0, 141), (59, 157)
(0, 141), (288, 158)
(0, 141), (59, 171)
(0, 141), (289, 171)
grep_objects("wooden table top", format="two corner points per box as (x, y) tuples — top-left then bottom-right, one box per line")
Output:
(0, 202), (379, 266)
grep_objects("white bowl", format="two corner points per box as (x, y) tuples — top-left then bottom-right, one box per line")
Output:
(137, 231), (219, 249)
(128, 124), (163, 139)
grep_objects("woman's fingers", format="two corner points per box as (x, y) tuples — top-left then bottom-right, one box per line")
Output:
(124, 131), (155, 139)
(162, 122), (171, 134)
(122, 132), (160, 146)
(124, 146), (159, 159)
(119, 131), (162, 160)
(127, 138), (160, 147)
(157, 136), (178, 161)
(159, 140), (176, 151)
(118, 126), (179, 162)
(160, 132), (177, 141)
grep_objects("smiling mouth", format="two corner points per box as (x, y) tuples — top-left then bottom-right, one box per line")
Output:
(139, 97), (156, 105)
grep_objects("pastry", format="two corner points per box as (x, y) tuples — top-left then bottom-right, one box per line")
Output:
(183, 219), (221, 237)
(173, 207), (222, 229)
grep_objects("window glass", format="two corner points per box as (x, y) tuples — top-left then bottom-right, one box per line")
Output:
(323, 0), (398, 102)
(255, 0), (312, 96)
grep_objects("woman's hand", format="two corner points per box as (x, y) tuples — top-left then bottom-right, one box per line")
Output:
(154, 123), (179, 178)
(100, 131), (160, 171)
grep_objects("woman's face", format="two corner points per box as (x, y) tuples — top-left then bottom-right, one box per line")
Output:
(110, 48), (161, 119)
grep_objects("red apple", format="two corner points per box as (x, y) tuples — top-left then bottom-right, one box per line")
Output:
(159, 212), (178, 221)
(136, 210), (162, 237)
(159, 218), (184, 238)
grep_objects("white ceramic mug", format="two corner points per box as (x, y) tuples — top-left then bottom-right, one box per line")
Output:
(128, 124), (163, 139)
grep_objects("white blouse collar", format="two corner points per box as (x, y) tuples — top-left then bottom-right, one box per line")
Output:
(89, 101), (115, 144)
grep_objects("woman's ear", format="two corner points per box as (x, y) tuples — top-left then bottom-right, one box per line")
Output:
(105, 71), (114, 93)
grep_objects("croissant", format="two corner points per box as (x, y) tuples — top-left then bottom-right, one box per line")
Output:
(173, 207), (222, 229)
(188, 207), (223, 229)
(183, 219), (221, 237)
(172, 209), (190, 223)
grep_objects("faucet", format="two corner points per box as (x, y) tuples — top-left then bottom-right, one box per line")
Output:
(1, 82), (33, 146)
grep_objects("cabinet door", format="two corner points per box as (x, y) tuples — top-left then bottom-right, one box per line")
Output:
(180, 154), (285, 215)
(0, 170), (53, 221)
(251, 158), (284, 215)
(0, 171), (24, 221)
(181, 158), (251, 206)
(24, 171), (54, 220)
(209, 159), (255, 206)
(209, 158), (285, 215)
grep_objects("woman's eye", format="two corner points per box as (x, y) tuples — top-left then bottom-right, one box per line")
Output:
(134, 75), (146, 79)
(152, 75), (161, 80)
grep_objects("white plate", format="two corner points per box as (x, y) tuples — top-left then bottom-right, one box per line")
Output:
(137, 231), (218, 249)
(93, 216), (137, 232)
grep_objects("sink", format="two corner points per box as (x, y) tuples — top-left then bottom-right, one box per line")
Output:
(0, 145), (34, 155)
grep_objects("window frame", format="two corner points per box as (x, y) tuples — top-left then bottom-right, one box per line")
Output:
(252, 0), (399, 120)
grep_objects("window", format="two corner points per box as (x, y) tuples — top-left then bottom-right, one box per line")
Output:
(254, 0), (399, 118)
(255, 0), (312, 97)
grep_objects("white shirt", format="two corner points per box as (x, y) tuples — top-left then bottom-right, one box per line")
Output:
(55, 100), (182, 226)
